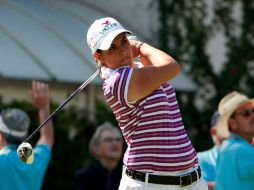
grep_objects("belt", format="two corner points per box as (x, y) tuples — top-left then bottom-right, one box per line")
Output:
(125, 167), (201, 186)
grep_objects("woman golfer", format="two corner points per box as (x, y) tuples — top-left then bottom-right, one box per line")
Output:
(86, 17), (207, 190)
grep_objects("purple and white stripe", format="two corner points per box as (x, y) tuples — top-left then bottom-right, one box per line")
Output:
(102, 66), (198, 172)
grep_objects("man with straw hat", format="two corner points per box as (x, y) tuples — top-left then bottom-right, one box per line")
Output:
(214, 91), (254, 190)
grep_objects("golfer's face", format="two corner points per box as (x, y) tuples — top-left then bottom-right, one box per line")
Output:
(233, 102), (254, 136)
(98, 130), (123, 160)
(99, 33), (133, 69)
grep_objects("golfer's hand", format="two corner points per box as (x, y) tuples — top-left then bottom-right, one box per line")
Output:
(29, 81), (50, 110)
(128, 39), (143, 58)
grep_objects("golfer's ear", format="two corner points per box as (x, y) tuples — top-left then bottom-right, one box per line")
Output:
(210, 127), (217, 136)
(0, 132), (3, 141)
(93, 52), (103, 61)
(92, 146), (101, 157)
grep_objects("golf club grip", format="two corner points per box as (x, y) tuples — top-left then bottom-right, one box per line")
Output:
(24, 69), (100, 143)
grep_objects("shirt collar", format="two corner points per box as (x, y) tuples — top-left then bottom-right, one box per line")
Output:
(0, 145), (17, 153)
(100, 66), (117, 79)
(229, 133), (245, 141)
(100, 62), (143, 79)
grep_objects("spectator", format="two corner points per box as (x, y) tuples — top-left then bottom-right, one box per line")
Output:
(0, 81), (54, 190)
(75, 122), (123, 190)
(86, 17), (207, 189)
(198, 111), (226, 190)
(215, 91), (254, 190)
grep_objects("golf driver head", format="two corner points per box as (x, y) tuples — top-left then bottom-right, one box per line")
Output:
(17, 142), (34, 164)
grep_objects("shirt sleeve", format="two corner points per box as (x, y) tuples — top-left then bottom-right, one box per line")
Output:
(109, 67), (135, 107)
(198, 151), (216, 182)
(198, 152), (210, 181)
(33, 144), (51, 173)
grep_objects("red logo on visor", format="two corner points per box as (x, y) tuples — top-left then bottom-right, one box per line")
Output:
(101, 20), (109, 26)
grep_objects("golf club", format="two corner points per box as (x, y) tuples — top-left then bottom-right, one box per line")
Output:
(17, 69), (100, 164)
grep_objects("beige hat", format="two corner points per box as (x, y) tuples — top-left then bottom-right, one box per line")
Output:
(215, 91), (254, 137)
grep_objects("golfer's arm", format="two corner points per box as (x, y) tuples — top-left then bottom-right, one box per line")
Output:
(37, 106), (54, 149)
(128, 43), (180, 101)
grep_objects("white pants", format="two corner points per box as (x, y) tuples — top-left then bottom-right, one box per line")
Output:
(119, 170), (208, 190)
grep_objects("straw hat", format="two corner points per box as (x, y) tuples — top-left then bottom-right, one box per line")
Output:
(215, 91), (254, 137)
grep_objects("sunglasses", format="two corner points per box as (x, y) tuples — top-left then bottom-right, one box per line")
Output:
(234, 107), (254, 118)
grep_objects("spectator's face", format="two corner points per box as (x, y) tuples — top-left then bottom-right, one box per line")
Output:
(97, 33), (133, 69)
(96, 130), (123, 161)
(229, 102), (254, 140)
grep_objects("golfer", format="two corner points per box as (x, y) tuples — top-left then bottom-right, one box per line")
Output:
(86, 17), (207, 190)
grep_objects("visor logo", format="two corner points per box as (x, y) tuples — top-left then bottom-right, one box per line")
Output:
(100, 20), (118, 35)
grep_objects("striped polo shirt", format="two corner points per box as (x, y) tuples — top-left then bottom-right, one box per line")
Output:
(101, 66), (198, 173)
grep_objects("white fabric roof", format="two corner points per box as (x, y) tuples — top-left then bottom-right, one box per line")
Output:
(0, 0), (197, 90)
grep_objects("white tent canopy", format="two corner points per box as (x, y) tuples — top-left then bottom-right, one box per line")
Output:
(0, 0), (197, 91)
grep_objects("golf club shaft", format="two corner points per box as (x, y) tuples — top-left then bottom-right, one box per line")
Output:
(23, 69), (100, 143)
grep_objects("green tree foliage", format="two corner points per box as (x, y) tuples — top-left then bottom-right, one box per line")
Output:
(214, 0), (254, 97)
(157, 0), (254, 150)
